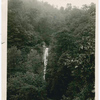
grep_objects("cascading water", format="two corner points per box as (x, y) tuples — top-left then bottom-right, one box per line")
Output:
(43, 45), (49, 80)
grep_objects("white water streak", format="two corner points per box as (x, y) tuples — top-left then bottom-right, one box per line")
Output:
(43, 47), (49, 80)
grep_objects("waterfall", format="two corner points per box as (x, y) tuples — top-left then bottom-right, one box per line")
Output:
(43, 45), (49, 80)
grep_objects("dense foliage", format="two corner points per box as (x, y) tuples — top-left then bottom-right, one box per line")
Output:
(7, 0), (95, 100)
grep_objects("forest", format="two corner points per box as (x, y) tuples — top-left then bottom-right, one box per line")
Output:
(7, 0), (95, 100)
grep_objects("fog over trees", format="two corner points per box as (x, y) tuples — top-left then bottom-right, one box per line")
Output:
(7, 0), (95, 100)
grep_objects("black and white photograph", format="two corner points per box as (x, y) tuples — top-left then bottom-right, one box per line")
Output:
(6, 0), (97, 100)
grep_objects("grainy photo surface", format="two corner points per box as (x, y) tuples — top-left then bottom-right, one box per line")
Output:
(7, 0), (96, 100)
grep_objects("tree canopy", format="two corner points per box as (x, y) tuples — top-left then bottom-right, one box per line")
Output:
(7, 0), (95, 100)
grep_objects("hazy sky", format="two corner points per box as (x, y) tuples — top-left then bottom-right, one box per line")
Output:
(38, 0), (96, 8)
